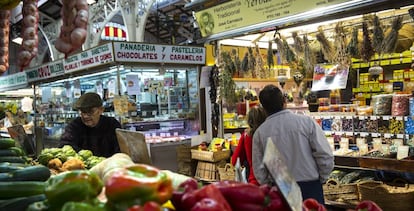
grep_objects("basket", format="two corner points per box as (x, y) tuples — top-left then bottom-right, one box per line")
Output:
(323, 179), (359, 204)
(217, 163), (235, 181)
(358, 179), (414, 211)
(191, 147), (230, 162)
(194, 161), (224, 182)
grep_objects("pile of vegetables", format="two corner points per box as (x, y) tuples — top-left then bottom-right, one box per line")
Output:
(37, 145), (105, 173)
(0, 138), (51, 211)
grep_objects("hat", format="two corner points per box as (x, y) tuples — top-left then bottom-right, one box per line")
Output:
(74, 92), (103, 109)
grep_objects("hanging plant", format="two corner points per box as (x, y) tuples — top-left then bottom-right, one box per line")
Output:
(303, 34), (315, 78)
(267, 40), (274, 70)
(248, 47), (256, 77)
(372, 15), (384, 55)
(255, 44), (266, 78)
(231, 48), (241, 77)
(283, 38), (296, 64)
(274, 35), (285, 64)
(361, 20), (374, 62)
(241, 52), (249, 73)
(346, 27), (360, 58)
(315, 26), (333, 63)
(382, 16), (403, 54)
(292, 31), (304, 55)
(333, 22), (350, 66)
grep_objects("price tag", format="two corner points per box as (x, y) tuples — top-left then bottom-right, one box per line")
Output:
(160, 133), (166, 137)
(178, 109), (183, 113)
(152, 133), (157, 137)
(396, 134), (404, 139)
(142, 111), (147, 116)
(371, 116), (377, 120)
(335, 116), (341, 120)
(152, 111), (157, 115)
(397, 145), (409, 160)
(383, 116), (390, 120)
(396, 116), (403, 121)
(345, 132), (353, 136)
(384, 133), (391, 138)
(359, 116), (365, 120)
(173, 132), (179, 136)
(346, 116), (353, 119)
(166, 132), (171, 137)
(371, 133), (379, 137)
(360, 132), (368, 137)
(335, 132), (344, 136)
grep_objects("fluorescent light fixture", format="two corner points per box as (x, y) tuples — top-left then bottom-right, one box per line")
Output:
(87, 0), (96, 4)
(12, 37), (22, 45)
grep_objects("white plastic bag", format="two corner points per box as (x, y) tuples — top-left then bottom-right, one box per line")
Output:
(235, 157), (248, 183)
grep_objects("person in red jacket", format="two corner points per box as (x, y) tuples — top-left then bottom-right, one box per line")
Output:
(231, 106), (267, 185)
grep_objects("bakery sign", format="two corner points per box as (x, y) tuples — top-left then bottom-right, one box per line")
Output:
(113, 42), (206, 65)
(25, 59), (64, 83)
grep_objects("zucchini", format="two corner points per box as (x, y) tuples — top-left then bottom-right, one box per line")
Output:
(0, 156), (26, 163)
(0, 181), (46, 199)
(0, 149), (18, 157)
(0, 165), (51, 182)
(0, 194), (46, 211)
(0, 138), (15, 149)
(9, 146), (24, 156)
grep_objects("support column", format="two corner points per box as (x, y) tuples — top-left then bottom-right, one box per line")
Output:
(119, 0), (155, 42)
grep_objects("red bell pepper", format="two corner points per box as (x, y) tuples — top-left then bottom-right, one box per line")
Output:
(190, 198), (230, 211)
(181, 184), (231, 211)
(127, 201), (162, 211)
(170, 178), (198, 211)
(105, 164), (173, 210)
(355, 200), (382, 211)
(213, 180), (266, 210)
(263, 185), (290, 211)
(303, 198), (327, 211)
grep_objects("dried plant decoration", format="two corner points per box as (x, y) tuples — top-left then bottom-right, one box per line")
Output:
(231, 48), (241, 77)
(409, 8), (414, 20)
(267, 40), (275, 70)
(241, 52), (249, 73)
(346, 27), (359, 58)
(333, 22), (350, 66)
(361, 20), (374, 62)
(274, 35), (285, 64)
(255, 44), (266, 78)
(382, 16), (403, 54)
(248, 47), (256, 77)
(315, 26), (333, 63)
(372, 15), (384, 55)
(283, 38), (296, 63)
(292, 31), (304, 55)
(303, 34), (315, 78)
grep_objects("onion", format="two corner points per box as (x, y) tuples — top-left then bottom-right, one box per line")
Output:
(23, 15), (38, 27)
(23, 4), (37, 16)
(74, 9), (88, 28)
(75, 0), (88, 11)
(23, 27), (37, 40)
(55, 38), (73, 54)
(22, 39), (37, 51)
(70, 28), (87, 47)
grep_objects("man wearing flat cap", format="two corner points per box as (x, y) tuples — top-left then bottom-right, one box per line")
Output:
(59, 92), (121, 157)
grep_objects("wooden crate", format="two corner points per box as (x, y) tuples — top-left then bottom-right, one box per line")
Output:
(194, 161), (226, 182)
(323, 179), (359, 204)
(191, 148), (230, 162)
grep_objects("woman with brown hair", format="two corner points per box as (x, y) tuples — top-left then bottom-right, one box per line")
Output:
(231, 106), (267, 185)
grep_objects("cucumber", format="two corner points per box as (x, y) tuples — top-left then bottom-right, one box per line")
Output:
(0, 149), (18, 157)
(0, 181), (46, 199)
(0, 156), (26, 163)
(0, 138), (15, 149)
(0, 194), (46, 211)
(0, 165), (24, 173)
(0, 165), (51, 182)
(9, 146), (25, 156)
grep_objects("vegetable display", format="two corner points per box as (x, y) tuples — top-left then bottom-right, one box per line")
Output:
(55, 0), (89, 57)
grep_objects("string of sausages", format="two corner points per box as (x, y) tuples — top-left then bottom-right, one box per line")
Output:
(54, 0), (89, 57)
(17, 0), (39, 70)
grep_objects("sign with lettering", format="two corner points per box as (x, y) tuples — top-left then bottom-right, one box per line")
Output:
(64, 43), (114, 74)
(195, 0), (349, 37)
(113, 42), (206, 65)
(26, 59), (64, 83)
(0, 72), (28, 91)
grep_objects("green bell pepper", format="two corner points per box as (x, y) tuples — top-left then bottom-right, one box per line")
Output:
(44, 170), (103, 209)
(105, 164), (173, 210)
(61, 201), (107, 211)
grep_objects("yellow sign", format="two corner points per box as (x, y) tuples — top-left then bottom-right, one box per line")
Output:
(195, 0), (350, 37)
